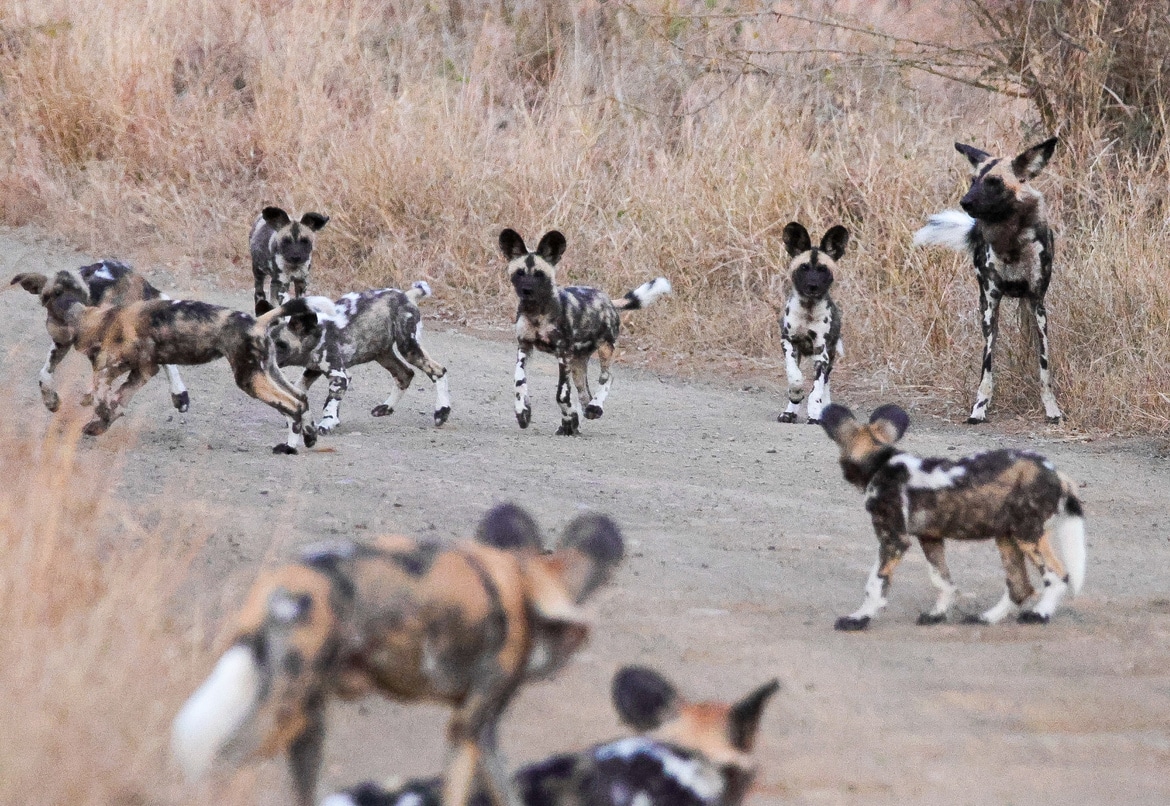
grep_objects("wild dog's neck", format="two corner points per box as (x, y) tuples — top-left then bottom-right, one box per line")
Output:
(517, 289), (562, 319)
(977, 194), (1045, 260)
(842, 444), (900, 489)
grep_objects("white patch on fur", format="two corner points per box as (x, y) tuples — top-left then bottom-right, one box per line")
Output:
(925, 563), (957, 617)
(1028, 570), (1068, 618)
(630, 277), (672, 307)
(380, 384), (406, 413)
(978, 588), (1017, 624)
(319, 796), (358, 806)
(171, 645), (262, 781)
(434, 374), (451, 412)
(1051, 512), (1086, 594)
(890, 455), (966, 490)
(847, 557), (887, 621)
(92, 263), (116, 281)
(595, 738), (723, 800)
(302, 296), (346, 328)
(165, 364), (187, 397)
(912, 209), (976, 252)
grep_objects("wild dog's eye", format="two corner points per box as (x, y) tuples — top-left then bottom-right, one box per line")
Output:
(532, 270), (546, 280)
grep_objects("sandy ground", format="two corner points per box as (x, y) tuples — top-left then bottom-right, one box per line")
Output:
(2, 226), (1169, 806)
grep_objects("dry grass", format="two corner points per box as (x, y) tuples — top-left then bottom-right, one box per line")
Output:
(0, 400), (257, 805)
(0, 0), (1167, 433)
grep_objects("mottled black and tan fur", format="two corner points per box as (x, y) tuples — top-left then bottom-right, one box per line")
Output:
(270, 281), (451, 433)
(11, 261), (190, 414)
(324, 665), (779, 806)
(820, 403), (1086, 630)
(776, 223), (847, 424)
(913, 137), (1062, 424)
(250, 206), (330, 314)
(500, 229), (671, 435)
(69, 294), (335, 453)
(172, 503), (625, 806)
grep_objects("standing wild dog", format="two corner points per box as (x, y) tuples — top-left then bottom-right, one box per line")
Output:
(820, 403), (1086, 630)
(499, 229), (671, 435)
(11, 260), (190, 414)
(325, 665), (780, 806)
(269, 281), (451, 432)
(74, 295), (336, 453)
(171, 503), (625, 806)
(913, 137), (1063, 424)
(776, 223), (848, 424)
(250, 206), (330, 314)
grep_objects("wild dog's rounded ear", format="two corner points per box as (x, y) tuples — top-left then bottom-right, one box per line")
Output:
(475, 502), (544, 552)
(819, 403), (855, 442)
(498, 228), (528, 259)
(868, 403), (909, 443)
(612, 666), (679, 731)
(262, 206), (293, 229)
(286, 312), (319, 336)
(819, 226), (849, 262)
(299, 212), (330, 231)
(557, 512), (624, 602)
(536, 230), (567, 266)
(11, 273), (48, 294)
(1011, 137), (1058, 180)
(954, 142), (992, 168)
(255, 299), (275, 316)
(728, 678), (780, 752)
(782, 222), (812, 257)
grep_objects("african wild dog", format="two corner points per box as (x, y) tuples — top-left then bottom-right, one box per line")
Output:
(269, 281), (451, 433)
(171, 503), (625, 806)
(820, 403), (1086, 630)
(250, 206), (330, 315)
(913, 137), (1063, 424)
(776, 222), (848, 424)
(499, 229), (671, 435)
(11, 261), (190, 414)
(71, 295), (336, 453)
(324, 665), (779, 806)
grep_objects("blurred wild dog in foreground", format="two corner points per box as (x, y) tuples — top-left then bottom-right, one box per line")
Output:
(250, 206), (330, 314)
(11, 260), (189, 414)
(324, 665), (779, 806)
(499, 229), (671, 436)
(821, 403), (1085, 630)
(172, 503), (625, 806)
(913, 137), (1063, 425)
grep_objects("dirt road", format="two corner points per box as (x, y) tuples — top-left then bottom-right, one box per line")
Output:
(3, 226), (1169, 805)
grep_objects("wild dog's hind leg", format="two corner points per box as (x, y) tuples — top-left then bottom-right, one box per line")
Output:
(554, 357), (579, 436)
(1017, 533), (1069, 623)
(287, 700), (325, 806)
(514, 342), (533, 428)
(37, 343), (70, 412)
(917, 537), (957, 624)
(584, 343), (613, 420)
(836, 533), (909, 631)
(397, 339), (451, 426)
(778, 338), (803, 423)
(967, 536), (1033, 624)
(317, 369), (351, 434)
(1028, 297), (1063, 424)
(968, 282), (1002, 424)
(370, 353), (413, 421)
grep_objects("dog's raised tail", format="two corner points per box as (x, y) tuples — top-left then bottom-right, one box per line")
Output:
(255, 296), (341, 329)
(912, 210), (976, 253)
(615, 277), (672, 311)
(1053, 473), (1086, 594)
(405, 280), (433, 304)
(171, 644), (263, 781)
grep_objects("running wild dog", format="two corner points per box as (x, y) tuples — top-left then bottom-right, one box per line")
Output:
(820, 403), (1086, 630)
(250, 206), (330, 314)
(12, 261), (189, 414)
(913, 137), (1063, 424)
(71, 295), (336, 453)
(270, 281), (451, 432)
(324, 665), (780, 806)
(776, 223), (848, 424)
(171, 503), (625, 806)
(499, 229), (671, 435)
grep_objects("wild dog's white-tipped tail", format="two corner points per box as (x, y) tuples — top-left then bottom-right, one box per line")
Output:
(617, 277), (672, 310)
(1053, 479), (1086, 594)
(912, 210), (976, 252)
(405, 280), (433, 304)
(171, 645), (263, 781)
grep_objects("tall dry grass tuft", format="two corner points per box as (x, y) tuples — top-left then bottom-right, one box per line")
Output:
(0, 400), (254, 805)
(0, 0), (1167, 433)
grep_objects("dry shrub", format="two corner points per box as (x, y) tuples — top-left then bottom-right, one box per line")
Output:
(0, 0), (1167, 432)
(0, 401), (254, 805)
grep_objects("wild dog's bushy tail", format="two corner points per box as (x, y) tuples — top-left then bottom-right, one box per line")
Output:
(254, 296), (341, 330)
(912, 210), (976, 253)
(405, 280), (433, 304)
(1052, 473), (1086, 594)
(614, 277), (672, 310)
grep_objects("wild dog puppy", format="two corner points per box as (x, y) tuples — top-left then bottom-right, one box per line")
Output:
(324, 665), (780, 806)
(820, 403), (1086, 630)
(776, 223), (848, 424)
(11, 260), (190, 414)
(913, 137), (1063, 424)
(171, 503), (625, 806)
(75, 295), (336, 454)
(499, 229), (671, 436)
(269, 281), (451, 433)
(250, 206), (330, 314)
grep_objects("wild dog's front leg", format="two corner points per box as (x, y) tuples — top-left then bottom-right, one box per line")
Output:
(514, 342), (533, 429)
(37, 343), (71, 412)
(398, 339), (452, 426)
(968, 283), (1002, 424)
(271, 273), (291, 306)
(1028, 297), (1063, 424)
(778, 337), (803, 423)
(584, 343), (613, 419)
(253, 266), (270, 314)
(568, 356), (591, 425)
(917, 537), (957, 624)
(835, 533), (909, 631)
(86, 365), (155, 435)
(445, 697), (520, 806)
(806, 342), (835, 424)
(317, 369), (350, 434)
(287, 701), (325, 806)
(1016, 534), (1070, 623)
(554, 357), (579, 436)
(164, 365), (190, 412)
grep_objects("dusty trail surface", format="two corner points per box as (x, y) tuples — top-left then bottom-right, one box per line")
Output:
(3, 227), (1169, 805)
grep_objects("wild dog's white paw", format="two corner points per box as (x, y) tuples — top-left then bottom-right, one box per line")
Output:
(317, 416), (339, 433)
